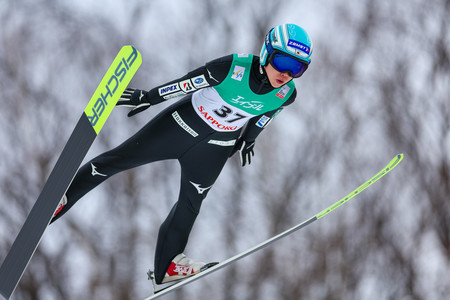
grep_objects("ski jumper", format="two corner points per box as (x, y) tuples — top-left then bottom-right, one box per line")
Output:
(51, 54), (297, 283)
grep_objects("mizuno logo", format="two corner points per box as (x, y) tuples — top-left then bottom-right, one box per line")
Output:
(207, 69), (219, 83)
(190, 181), (212, 195)
(91, 163), (107, 177)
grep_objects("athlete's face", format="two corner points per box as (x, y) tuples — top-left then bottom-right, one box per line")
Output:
(264, 63), (293, 88)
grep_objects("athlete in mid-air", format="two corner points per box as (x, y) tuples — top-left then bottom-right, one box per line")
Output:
(51, 23), (313, 285)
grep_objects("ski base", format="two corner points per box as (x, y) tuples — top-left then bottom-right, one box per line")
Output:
(0, 45), (141, 300)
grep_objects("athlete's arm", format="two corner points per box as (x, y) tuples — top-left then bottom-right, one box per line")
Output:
(117, 55), (233, 116)
(146, 55), (233, 105)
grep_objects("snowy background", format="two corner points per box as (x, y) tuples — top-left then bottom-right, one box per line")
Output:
(1, 0), (449, 299)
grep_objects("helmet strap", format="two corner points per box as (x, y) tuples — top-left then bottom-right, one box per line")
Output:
(259, 65), (265, 75)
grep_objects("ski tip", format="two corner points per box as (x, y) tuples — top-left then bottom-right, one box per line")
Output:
(384, 154), (403, 173)
(394, 153), (404, 164)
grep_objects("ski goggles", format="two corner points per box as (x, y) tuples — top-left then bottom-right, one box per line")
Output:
(268, 51), (309, 78)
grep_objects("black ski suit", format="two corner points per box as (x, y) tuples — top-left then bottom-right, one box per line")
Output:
(51, 54), (297, 283)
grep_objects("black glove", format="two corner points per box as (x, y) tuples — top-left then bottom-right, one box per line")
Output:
(231, 139), (255, 167)
(117, 88), (151, 117)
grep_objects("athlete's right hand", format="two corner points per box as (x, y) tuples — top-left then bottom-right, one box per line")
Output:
(117, 88), (151, 117)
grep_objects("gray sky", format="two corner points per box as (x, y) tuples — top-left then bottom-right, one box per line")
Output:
(1, 0), (449, 299)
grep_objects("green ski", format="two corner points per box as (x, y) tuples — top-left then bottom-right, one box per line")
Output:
(144, 154), (403, 299)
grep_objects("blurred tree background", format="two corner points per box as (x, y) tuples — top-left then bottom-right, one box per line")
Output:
(1, 0), (449, 299)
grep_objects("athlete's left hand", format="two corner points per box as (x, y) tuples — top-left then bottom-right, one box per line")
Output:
(233, 139), (255, 167)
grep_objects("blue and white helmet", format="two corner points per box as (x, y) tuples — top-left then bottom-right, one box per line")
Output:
(260, 24), (313, 67)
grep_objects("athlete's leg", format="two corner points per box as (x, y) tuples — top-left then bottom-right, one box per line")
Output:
(153, 132), (238, 283)
(51, 98), (199, 222)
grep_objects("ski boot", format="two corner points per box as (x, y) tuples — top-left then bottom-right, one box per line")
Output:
(147, 253), (218, 293)
(162, 253), (207, 283)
